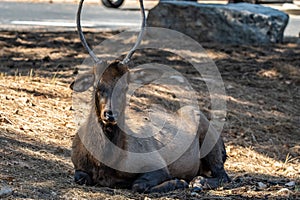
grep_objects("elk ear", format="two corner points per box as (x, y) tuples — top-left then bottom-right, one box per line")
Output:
(70, 72), (95, 92)
(129, 66), (164, 85)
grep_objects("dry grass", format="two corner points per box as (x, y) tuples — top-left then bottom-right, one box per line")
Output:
(0, 30), (299, 199)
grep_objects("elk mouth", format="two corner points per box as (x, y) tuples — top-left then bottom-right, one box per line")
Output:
(101, 119), (117, 126)
(101, 110), (118, 125)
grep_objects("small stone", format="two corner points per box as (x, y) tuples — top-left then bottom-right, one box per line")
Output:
(20, 125), (30, 131)
(66, 123), (74, 129)
(51, 191), (57, 196)
(285, 80), (292, 85)
(285, 181), (295, 187)
(258, 100), (264, 105)
(0, 186), (13, 198)
(19, 97), (30, 105)
(189, 176), (206, 188)
(226, 84), (234, 89)
(257, 182), (267, 189)
(277, 188), (291, 196)
(191, 186), (203, 193)
(191, 192), (200, 197)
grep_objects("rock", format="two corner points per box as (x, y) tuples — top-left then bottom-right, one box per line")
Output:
(147, 2), (289, 44)
(285, 181), (295, 187)
(0, 186), (13, 198)
(277, 188), (291, 197)
(191, 191), (200, 197)
(257, 182), (267, 189)
(191, 186), (203, 193)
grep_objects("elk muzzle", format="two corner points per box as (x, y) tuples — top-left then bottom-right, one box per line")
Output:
(101, 108), (118, 125)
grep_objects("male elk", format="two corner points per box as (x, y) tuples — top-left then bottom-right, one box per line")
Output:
(71, 0), (230, 193)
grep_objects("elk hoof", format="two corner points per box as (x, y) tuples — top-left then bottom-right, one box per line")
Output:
(132, 182), (150, 193)
(74, 170), (93, 186)
(149, 179), (188, 193)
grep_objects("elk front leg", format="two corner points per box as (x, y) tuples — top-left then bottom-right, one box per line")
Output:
(147, 179), (188, 193)
(71, 132), (94, 186)
(195, 112), (230, 189)
(203, 138), (230, 184)
(193, 138), (230, 190)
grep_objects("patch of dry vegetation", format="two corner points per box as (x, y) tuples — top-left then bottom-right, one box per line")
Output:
(0, 30), (299, 199)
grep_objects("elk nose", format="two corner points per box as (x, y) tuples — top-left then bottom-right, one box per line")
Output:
(103, 110), (117, 122)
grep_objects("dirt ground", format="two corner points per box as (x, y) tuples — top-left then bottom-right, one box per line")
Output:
(0, 28), (299, 200)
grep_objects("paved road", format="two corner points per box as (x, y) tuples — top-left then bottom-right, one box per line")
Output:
(0, 1), (299, 37)
(0, 1), (143, 30)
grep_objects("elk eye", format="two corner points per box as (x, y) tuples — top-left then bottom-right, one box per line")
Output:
(98, 85), (106, 92)
(97, 86), (108, 97)
(101, 91), (108, 98)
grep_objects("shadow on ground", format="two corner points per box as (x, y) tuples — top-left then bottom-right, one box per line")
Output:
(0, 30), (299, 199)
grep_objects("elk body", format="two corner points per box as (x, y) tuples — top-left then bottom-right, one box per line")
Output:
(71, 0), (230, 193)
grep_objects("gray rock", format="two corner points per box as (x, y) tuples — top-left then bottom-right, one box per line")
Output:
(285, 181), (295, 187)
(147, 2), (289, 44)
(257, 181), (267, 189)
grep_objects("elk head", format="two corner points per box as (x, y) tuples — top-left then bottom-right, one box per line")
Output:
(71, 60), (164, 126)
(71, 60), (129, 126)
(71, 0), (162, 127)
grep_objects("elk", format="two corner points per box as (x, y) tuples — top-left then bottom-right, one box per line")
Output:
(71, 0), (230, 193)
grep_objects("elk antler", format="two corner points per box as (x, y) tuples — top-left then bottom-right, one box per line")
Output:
(121, 0), (146, 64)
(77, 0), (101, 64)
(77, 0), (146, 65)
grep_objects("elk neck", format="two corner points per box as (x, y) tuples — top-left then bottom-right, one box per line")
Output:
(93, 90), (127, 150)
